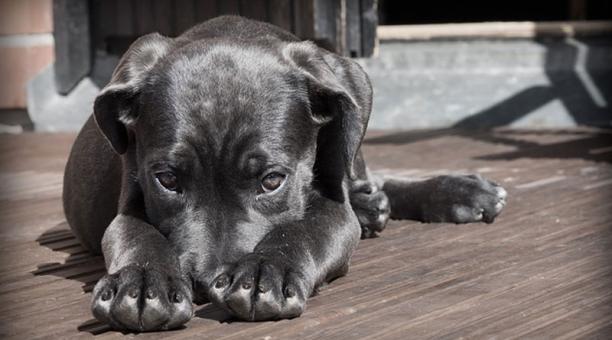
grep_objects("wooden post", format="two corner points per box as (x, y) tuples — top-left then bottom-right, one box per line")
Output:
(313, 0), (339, 53)
(360, 0), (377, 57)
(53, 0), (91, 95)
(293, 0), (376, 57)
(268, 0), (293, 31)
(346, 0), (362, 57)
(294, 0), (315, 40)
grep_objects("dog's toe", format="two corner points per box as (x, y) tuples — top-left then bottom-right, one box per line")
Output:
(495, 186), (508, 200)
(480, 183), (508, 223)
(112, 290), (141, 329)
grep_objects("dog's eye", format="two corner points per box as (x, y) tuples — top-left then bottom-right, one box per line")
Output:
(261, 172), (285, 193)
(155, 172), (179, 192)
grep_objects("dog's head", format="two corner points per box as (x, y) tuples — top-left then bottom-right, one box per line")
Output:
(93, 33), (369, 290)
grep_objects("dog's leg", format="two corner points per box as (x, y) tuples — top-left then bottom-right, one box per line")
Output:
(349, 171), (391, 238)
(91, 214), (193, 331)
(345, 151), (391, 238)
(382, 173), (507, 224)
(207, 194), (360, 321)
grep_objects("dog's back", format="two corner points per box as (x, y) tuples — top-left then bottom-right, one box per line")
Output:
(181, 15), (299, 43)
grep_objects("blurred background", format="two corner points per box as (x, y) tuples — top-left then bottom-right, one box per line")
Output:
(0, 0), (610, 133)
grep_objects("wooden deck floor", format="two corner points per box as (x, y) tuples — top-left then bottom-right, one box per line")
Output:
(1, 128), (611, 339)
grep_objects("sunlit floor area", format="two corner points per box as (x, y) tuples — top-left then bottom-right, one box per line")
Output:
(1, 128), (611, 339)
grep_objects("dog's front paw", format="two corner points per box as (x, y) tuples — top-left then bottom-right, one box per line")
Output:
(350, 180), (391, 238)
(209, 254), (309, 321)
(91, 264), (193, 331)
(425, 174), (507, 224)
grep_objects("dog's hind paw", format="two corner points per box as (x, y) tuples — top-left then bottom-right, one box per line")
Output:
(91, 264), (193, 332)
(423, 174), (507, 224)
(350, 180), (391, 238)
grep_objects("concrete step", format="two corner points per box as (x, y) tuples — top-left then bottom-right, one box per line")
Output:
(359, 37), (612, 129)
(27, 35), (612, 131)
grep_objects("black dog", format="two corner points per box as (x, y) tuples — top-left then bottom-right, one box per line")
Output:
(63, 16), (506, 331)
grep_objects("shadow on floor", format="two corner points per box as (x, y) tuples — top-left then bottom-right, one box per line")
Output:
(365, 129), (612, 164)
(32, 222), (111, 335)
(32, 222), (105, 294)
(474, 130), (612, 163)
(32, 222), (233, 334)
(366, 37), (611, 153)
(194, 303), (233, 322)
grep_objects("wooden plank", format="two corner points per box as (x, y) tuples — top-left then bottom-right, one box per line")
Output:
(312, 0), (338, 53)
(90, 0), (116, 51)
(153, 0), (175, 35)
(240, 0), (268, 21)
(217, 0), (240, 15)
(293, 0), (314, 39)
(174, 0), (197, 34)
(268, 0), (293, 31)
(0, 129), (611, 338)
(134, 0), (155, 35)
(115, 0), (135, 37)
(195, 0), (218, 23)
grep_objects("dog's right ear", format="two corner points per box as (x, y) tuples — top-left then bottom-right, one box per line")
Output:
(94, 33), (174, 154)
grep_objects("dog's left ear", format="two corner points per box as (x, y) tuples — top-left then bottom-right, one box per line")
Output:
(94, 33), (175, 154)
(283, 41), (371, 184)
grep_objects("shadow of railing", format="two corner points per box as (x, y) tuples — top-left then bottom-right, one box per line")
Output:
(454, 34), (611, 130)
(365, 33), (612, 163)
(473, 129), (612, 163)
(32, 222), (105, 293)
(365, 128), (612, 164)
(32, 222), (231, 334)
(32, 222), (112, 335)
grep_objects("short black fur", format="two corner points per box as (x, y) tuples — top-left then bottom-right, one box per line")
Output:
(63, 16), (507, 331)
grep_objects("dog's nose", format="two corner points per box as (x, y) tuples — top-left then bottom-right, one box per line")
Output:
(192, 277), (211, 305)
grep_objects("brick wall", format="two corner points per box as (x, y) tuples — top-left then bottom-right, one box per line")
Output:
(0, 0), (54, 109)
